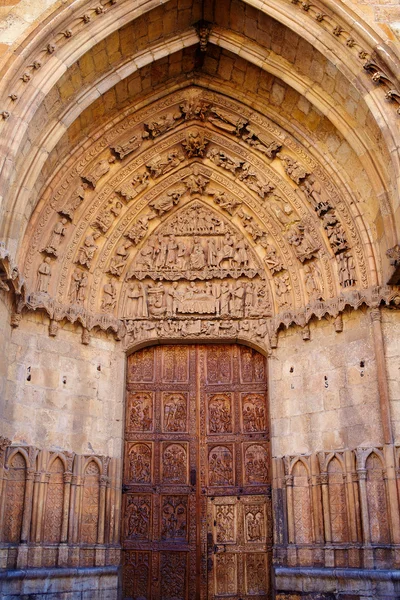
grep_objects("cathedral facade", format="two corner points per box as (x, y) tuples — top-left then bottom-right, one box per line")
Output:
(0, 1), (400, 598)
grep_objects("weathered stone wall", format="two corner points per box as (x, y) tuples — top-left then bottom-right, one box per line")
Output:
(269, 308), (383, 457)
(2, 312), (125, 458)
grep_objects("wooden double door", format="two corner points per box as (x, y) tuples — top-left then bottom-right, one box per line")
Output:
(122, 344), (271, 600)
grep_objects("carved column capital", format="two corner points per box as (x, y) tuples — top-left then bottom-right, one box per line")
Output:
(26, 468), (36, 481)
(64, 471), (73, 484)
(317, 473), (328, 485)
(284, 475), (293, 487)
(369, 307), (381, 323)
(357, 469), (367, 481)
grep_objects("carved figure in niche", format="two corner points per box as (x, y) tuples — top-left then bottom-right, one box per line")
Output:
(180, 98), (209, 121)
(162, 444), (187, 484)
(233, 236), (249, 268)
(101, 278), (117, 311)
(230, 281), (245, 317)
(182, 128), (208, 157)
(246, 555), (267, 594)
(69, 269), (88, 304)
(304, 262), (324, 302)
(108, 241), (132, 277)
(243, 395), (267, 432)
(125, 211), (155, 245)
(118, 171), (150, 201)
(254, 318), (269, 342)
(268, 195), (294, 226)
(275, 272), (291, 308)
(207, 147), (244, 174)
(237, 210), (265, 243)
(59, 182), (87, 220)
(146, 150), (185, 178)
(209, 395), (232, 433)
(263, 243), (284, 274)
(43, 219), (68, 256)
(125, 496), (150, 539)
(300, 175), (332, 216)
(111, 133), (142, 159)
(209, 189), (241, 215)
(82, 157), (114, 188)
(238, 163), (274, 199)
(92, 200), (123, 234)
(184, 170), (209, 194)
(241, 124), (282, 158)
(161, 497), (187, 540)
(216, 554), (237, 596)
(337, 252), (356, 287)
(144, 111), (181, 138)
(128, 393), (152, 431)
(147, 282), (166, 316)
(215, 505), (235, 543)
(128, 444), (151, 483)
(76, 233), (98, 268)
(164, 394), (187, 432)
(245, 445), (269, 484)
(280, 155), (309, 184)
(209, 446), (233, 486)
(286, 222), (320, 262)
(37, 257), (52, 293)
(190, 237), (206, 270)
(125, 283), (148, 318)
(149, 188), (185, 216)
(322, 211), (348, 254)
(220, 281), (231, 317)
(209, 105), (247, 135)
(246, 507), (264, 541)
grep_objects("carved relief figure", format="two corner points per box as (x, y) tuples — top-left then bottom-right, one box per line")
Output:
(69, 269), (88, 304)
(182, 128), (208, 157)
(101, 279), (117, 311)
(286, 222), (320, 263)
(209, 395), (232, 433)
(128, 444), (151, 484)
(237, 162), (274, 198)
(209, 189), (241, 215)
(161, 496), (187, 540)
(323, 211), (348, 254)
(108, 241), (132, 276)
(125, 283), (148, 318)
(207, 147), (244, 174)
(274, 272), (291, 309)
(128, 392), (152, 431)
(242, 395), (267, 432)
(43, 219), (68, 256)
(80, 461), (100, 544)
(125, 211), (155, 244)
(82, 157), (114, 188)
(144, 111), (181, 138)
(215, 505), (235, 543)
(36, 256), (52, 293)
(244, 445), (269, 484)
(146, 150), (185, 178)
(163, 394), (187, 432)
(337, 252), (356, 287)
(183, 170), (209, 194)
(245, 506), (264, 541)
(300, 175), (332, 216)
(149, 188), (184, 216)
(92, 200), (123, 234)
(111, 133), (142, 159)
(59, 182), (86, 220)
(76, 234), (98, 268)
(125, 495), (151, 540)
(280, 155), (309, 184)
(162, 444), (187, 484)
(304, 262), (324, 302)
(118, 171), (150, 201)
(209, 446), (234, 486)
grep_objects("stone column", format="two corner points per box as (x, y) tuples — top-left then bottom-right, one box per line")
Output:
(20, 467), (35, 543)
(284, 474), (295, 544)
(383, 444), (400, 544)
(357, 469), (370, 545)
(370, 308), (393, 444)
(319, 473), (331, 542)
(61, 471), (72, 543)
(97, 475), (108, 544)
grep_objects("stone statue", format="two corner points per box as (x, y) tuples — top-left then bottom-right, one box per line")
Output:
(101, 279), (117, 311)
(76, 234), (98, 268)
(182, 128), (208, 157)
(82, 157), (114, 188)
(43, 219), (68, 256)
(36, 257), (52, 293)
(125, 283), (148, 318)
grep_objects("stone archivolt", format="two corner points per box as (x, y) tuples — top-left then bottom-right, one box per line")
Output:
(9, 88), (396, 349)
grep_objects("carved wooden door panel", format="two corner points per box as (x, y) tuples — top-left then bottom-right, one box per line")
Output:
(122, 344), (271, 600)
